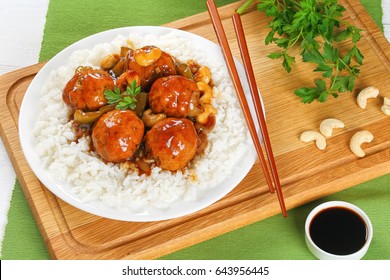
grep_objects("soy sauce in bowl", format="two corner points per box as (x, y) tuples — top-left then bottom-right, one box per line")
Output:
(309, 206), (367, 255)
(305, 201), (373, 260)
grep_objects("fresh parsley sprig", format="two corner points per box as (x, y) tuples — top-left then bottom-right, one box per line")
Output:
(238, 0), (364, 103)
(104, 80), (141, 110)
(104, 87), (122, 104)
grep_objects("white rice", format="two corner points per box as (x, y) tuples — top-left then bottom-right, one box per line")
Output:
(33, 32), (248, 212)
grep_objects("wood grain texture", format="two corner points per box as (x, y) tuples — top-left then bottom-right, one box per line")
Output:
(0, 0), (389, 259)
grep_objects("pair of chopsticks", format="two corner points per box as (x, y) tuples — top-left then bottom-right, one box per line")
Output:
(206, 0), (287, 217)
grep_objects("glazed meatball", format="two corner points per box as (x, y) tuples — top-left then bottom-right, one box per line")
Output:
(92, 110), (144, 163)
(145, 118), (199, 171)
(149, 75), (203, 118)
(127, 46), (177, 90)
(63, 68), (114, 112)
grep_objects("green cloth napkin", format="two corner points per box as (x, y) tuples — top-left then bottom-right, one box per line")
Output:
(1, 0), (388, 260)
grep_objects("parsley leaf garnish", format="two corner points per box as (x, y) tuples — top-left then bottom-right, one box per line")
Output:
(104, 79), (141, 110)
(104, 87), (122, 104)
(237, 0), (364, 103)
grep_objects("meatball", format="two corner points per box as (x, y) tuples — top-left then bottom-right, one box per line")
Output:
(92, 110), (144, 163)
(127, 46), (177, 90)
(63, 68), (114, 112)
(149, 75), (203, 118)
(145, 118), (199, 171)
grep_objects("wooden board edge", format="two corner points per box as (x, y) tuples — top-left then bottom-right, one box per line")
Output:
(345, 0), (390, 72)
(0, 64), (62, 259)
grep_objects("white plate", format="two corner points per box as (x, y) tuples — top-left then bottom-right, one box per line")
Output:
(19, 26), (259, 222)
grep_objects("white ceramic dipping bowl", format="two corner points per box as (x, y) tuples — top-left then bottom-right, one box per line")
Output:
(305, 201), (373, 260)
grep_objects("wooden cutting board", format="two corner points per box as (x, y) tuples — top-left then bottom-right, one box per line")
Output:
(0, 0), (389, 259)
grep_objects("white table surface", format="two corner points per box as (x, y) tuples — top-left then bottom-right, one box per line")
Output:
(0, 0), (389, 256)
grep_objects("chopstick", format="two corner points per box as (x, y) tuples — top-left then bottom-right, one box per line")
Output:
(232, 13), (287, 217)
(206, 0), (287, 217)
(206, 0), (274, 195)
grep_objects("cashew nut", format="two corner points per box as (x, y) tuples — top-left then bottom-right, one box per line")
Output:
(300, 131), (327, 150)
(319, 118), (345, 137)
(142, 109), (166, 127)
(196, 104), (217, 125)
(381, 97), (390, 116)
(357, 86), (379, 109)
(193, 66), (211, 84)
(197, 82), (213, 104)
(134, 46), (162, 67)
(350, 130), (374, 157)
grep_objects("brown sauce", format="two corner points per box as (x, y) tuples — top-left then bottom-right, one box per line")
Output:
(71, 121), (90, 141)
